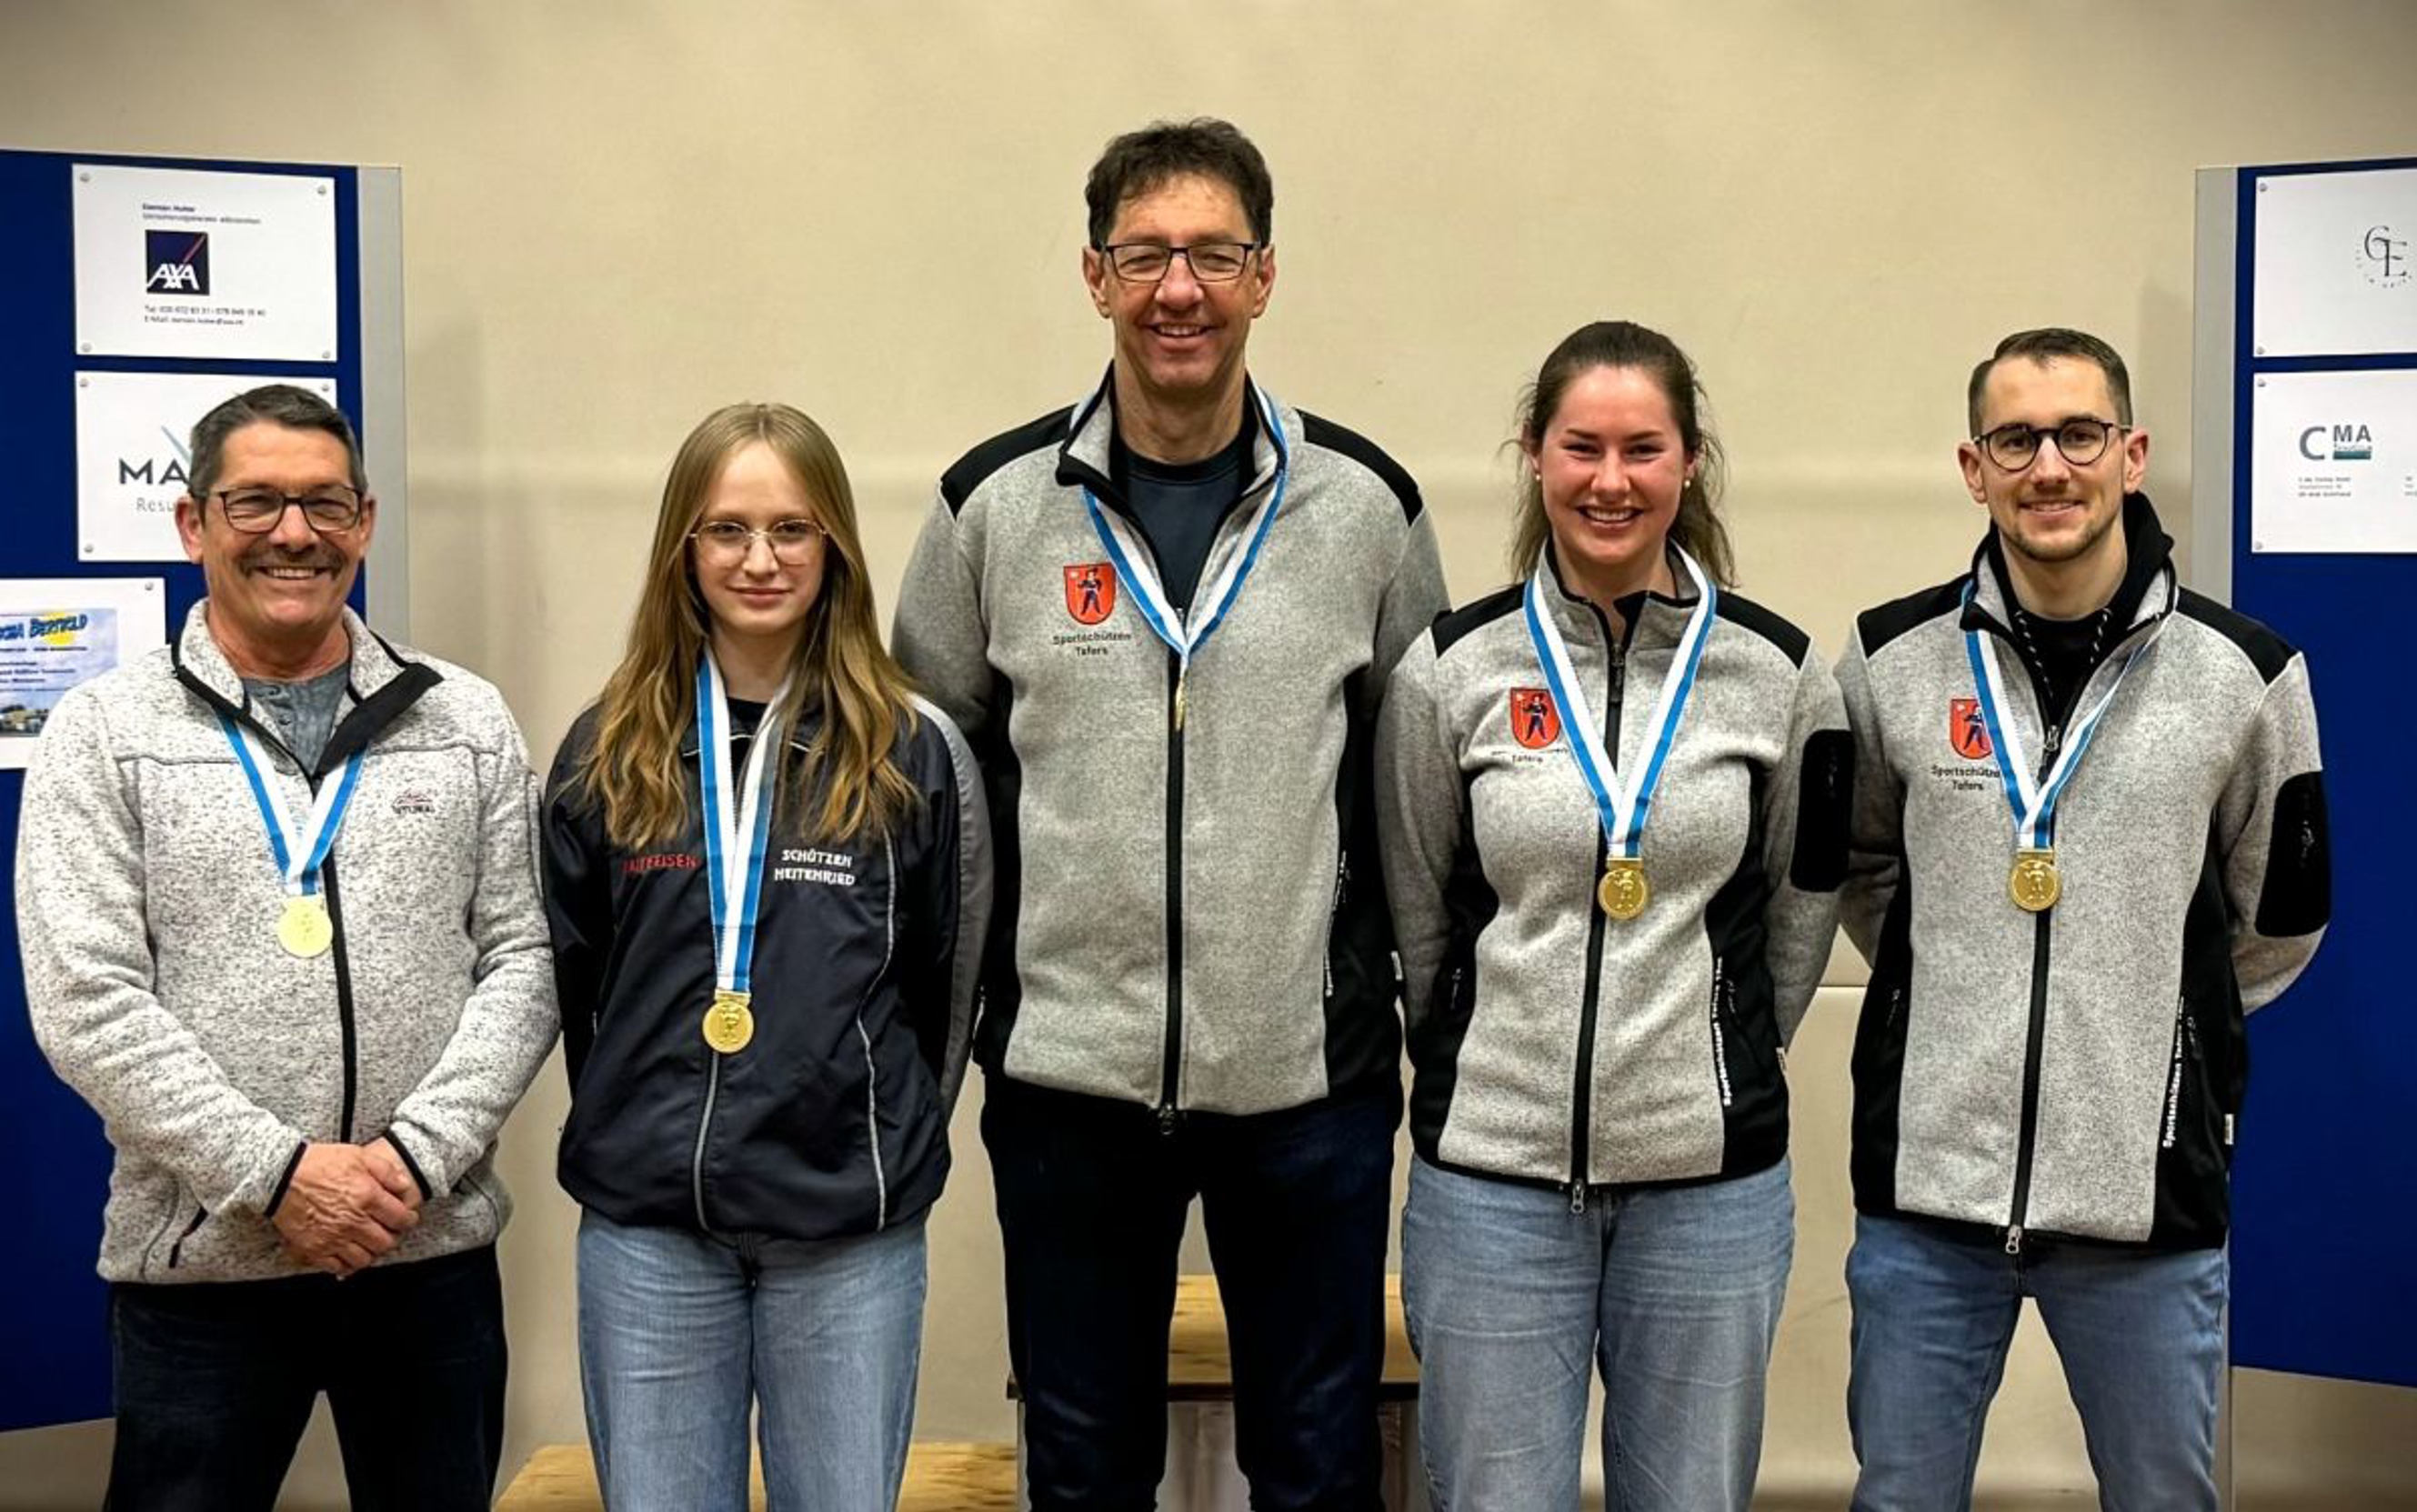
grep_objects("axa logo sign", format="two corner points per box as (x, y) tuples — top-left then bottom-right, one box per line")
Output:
(2300, 423), (2374, 462)
(1509, 687), (1561, 749)
(145, 230), (210, 295)
(1063, 563), (1116, 626)
(1949, 696), (1992, 759)
(2362, 225), (2409, 290)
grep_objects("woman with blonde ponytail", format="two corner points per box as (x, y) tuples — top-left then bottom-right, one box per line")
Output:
(542, 404), (988, 1512)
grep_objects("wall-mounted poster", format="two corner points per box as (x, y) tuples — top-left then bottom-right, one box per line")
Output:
(2252, 166), (2417, 357)
(75, 370), (341, 562)
(0, 577), (166, 770)
(2251, 367), (2417, 554)
(72, 164), (337, 362)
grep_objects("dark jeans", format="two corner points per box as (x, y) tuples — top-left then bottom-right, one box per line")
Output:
(106, 1245), (506, 1512)
(985, 1076), (1397, 1512)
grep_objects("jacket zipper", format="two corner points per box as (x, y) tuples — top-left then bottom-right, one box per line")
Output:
(165, 1204), (207, 1269)
(856, 835), (899, 1228)
(1159, 652), (1186, 1135)
(1568, 627), (1624, 1213)
(692, 1053), (726, 1236)
(2003, 717), (2062, 1255)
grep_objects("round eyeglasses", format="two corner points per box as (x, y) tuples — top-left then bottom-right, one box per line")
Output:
(1096, 241), (1263, 285)
(1974, 417), (2123, 473)
(689, 518), (827, 564)
(213, 487), (366, 535)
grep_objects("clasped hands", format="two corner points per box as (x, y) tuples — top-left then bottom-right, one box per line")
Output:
(271, 1137), (423, 1279)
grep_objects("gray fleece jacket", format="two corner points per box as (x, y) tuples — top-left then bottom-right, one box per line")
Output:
(1839, 498), (2329, 1249)
(15, 603), (559, 1282)
(892, 371), (1448, 1116)
(1378, 556), (1851, 1194)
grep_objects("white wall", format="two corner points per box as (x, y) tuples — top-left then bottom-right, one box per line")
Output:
(2, 2), (2412, 1505)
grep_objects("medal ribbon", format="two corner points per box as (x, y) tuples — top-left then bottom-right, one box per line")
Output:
(217, 712), (366, 899)
(1961, 583), (2156, 849)
(697, 652), (790, 998)
(1522, 546), (1718, 863)
(1078, 385), (1290, 677)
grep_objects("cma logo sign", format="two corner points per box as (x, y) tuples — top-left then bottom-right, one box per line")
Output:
(2362, 225), (2409, 289)
(145, 230), (210, 295)
(2300, 424), (2374, 462)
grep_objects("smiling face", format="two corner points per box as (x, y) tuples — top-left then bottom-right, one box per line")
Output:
(1960, 355), (2147, 580)
(1082, 173), (1274, 417)
(176, 421), (374, 676)
(690, 440), (827, 658)
(1525, 364), (1692, 606)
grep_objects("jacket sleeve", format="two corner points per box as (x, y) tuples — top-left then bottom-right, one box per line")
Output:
(2216, 652), (2329, 1012)
(540, 711), (612, 1089)
(1363, 511), (1449, 723)
(1374, 629), (1460, 1039)
(899, 698), (991, 1114)
(1760, 644), (1853, 1046)
(891, 493), (997, 747)
(380, 690), (561, 1197)
(16, 685), (306, 1217)
(1835, 623), (1903, 967)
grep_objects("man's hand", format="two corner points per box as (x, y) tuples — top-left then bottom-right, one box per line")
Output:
(360, 1135), (426, 1213)
(272, 1142), (418, 1278)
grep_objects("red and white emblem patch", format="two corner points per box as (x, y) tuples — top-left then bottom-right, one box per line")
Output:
(1949, 696), (1992, 760)
(1509, 687), (1562, 750)
(1063, 564), (1116, 626)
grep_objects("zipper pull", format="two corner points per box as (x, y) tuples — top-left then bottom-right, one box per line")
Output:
(1608, 653), (1625, 703)
(1568, 1181), (1588, 1215)
(2004, 1225), (2024, 1256)
(1157, 1103), (1179, 1137)
(2041, 723), (2063, 759)
(1172, 666), (1188, 731)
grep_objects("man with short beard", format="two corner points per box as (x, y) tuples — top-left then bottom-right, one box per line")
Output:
(1835, 328), (2330, 1508)
(16, 385), (557, 1510)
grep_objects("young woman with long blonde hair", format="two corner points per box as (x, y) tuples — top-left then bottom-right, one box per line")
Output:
(542, 403), (988, 1511)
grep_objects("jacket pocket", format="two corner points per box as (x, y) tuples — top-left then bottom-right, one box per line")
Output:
(165, 1203), (208, 1271)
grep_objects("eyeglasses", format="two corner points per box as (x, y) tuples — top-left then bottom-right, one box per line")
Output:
(1096, 241), (1262, 285)
(213, 487), (366, 535)
(1973, 417), (2124, 473)
(689, 518), (827, 564)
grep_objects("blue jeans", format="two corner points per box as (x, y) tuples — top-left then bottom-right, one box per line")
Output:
(106, 1245), (506, 1512)
(1846, 1214), (2225, 1512)
(576, 1209), (928, 1512)
(1400, 1155), (1794, 1512)
(984, 1076), (1397, 1512)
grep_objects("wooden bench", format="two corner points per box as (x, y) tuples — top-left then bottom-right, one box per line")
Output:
(496, 1439), (1018, 1510)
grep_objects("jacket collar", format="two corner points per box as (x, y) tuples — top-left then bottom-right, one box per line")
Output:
(1534, 541), (1709, 656)
(172, 600), (442, 776)
(1056, 365), (1285, 514)
(1960, 492), (2178, 641)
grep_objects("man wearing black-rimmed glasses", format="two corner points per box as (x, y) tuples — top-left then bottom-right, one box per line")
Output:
(1835, 329), (2330, 1508)
(16, 384), (557, 1509)
(896, 119), (1446, 1509)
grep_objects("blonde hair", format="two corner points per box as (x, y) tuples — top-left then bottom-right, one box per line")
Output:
(576, 403), (918, 849)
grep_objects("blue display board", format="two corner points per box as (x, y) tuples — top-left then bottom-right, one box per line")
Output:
(0, 147), (383, 1432)
(2214, 155), (2417, 1391)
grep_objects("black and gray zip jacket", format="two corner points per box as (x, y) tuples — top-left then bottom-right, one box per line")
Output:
(17, 604), (560, 1283)
(1837, 495), (2330, 1251)
(891, 368), (1447, 1117)
(1375, 552), (1852, 1194)
(542, 696), (988, 1241)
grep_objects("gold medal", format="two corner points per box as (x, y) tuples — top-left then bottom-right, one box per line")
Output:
(1597, 857), (1650, 920)
(702, 989), (755, 1054)
(276, 896), (333, 958)
(2009, 848), (2061, 913)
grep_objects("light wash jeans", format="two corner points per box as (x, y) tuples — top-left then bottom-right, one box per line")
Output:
(576, 1207), (928, 1512)
(1401, 1155), (1793, 1511)
(1846, 1213), (2225, 1512)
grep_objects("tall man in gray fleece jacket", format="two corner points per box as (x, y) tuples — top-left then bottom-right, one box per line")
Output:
(893, 119), (1447, 1510)
(15, 385), (558, 1511)
(1837, 330), (2330, 1510)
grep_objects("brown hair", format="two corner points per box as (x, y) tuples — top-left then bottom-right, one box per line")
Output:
(575, 404), (918, 849)
(1085, 117), (1275, 246)
(1509, 320), (1736, 586)
(1967, 326), (2133, 434)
